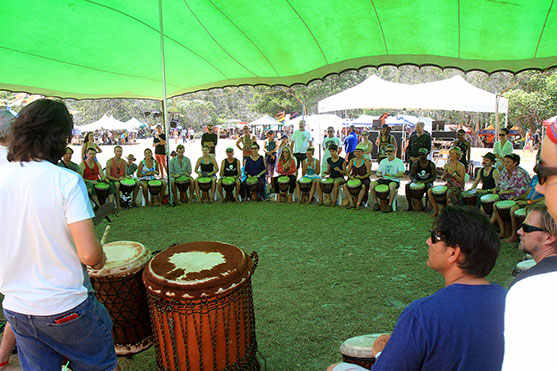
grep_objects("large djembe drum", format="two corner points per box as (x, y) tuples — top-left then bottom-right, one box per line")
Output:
(480, 193), (500, 217)
(496, 200), (517, 238)
(431, 185), (448, 212)
(277, 176), (290, 202)
(143, 241), (259, 371)
(120, 178), (136, 196)
(320, 178), (334, 205)
(88, 241), (153, 355)
(374, 184), (390, 211)
(461, 189), (478, 208)
(148, 180), (163, 206)
(408, 182), (425, 211)
(94, 182), (110, 205)
(246, 177), (260, 201)
(339, 334), (389, 370)
(514, 208), (527, 234)
(176, 176), (191, 203)
(298, 177), (312, 203)
(222, 176), (236, 202)
(198, 177), (212, 202)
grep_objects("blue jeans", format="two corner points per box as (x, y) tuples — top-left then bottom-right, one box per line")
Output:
(3, 294), (117, 371)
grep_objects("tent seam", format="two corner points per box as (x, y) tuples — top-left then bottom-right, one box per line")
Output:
(534, 0), (554, 58)
(284, 0), (329, 64)
(181, 0), (257, 77)
(206, 0), (280, 77)
(370, 0), (389, 54)
(85, 0), (229, 79)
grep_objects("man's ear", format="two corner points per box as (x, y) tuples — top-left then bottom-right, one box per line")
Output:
(447, 245), (462, 264)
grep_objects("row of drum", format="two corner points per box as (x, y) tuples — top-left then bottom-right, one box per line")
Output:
(88, 240), (260, 371)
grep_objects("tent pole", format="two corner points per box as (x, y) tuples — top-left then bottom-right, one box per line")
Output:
(158, 0), (174, 206)
(495, 95), (500, 133)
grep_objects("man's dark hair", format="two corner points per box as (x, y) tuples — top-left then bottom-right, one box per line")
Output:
(328, 144), (338, 151)
(435, 206), (500, 277)
(504, 153), (520, 166)
(8, 99), (73, 163)
(501, 128), (510, 135)
(65, 147), (74, 155)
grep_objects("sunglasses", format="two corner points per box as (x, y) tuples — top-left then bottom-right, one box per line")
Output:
(534, 163), (557, 185)
(499, 134), (506, 137)
(385, 150), (394, 153)
(430, 229), (445, 244)
(521, 223), (546, 233)
(251, 147), (258, 150)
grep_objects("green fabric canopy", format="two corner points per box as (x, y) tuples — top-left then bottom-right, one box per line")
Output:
(1, 0), (556, 99)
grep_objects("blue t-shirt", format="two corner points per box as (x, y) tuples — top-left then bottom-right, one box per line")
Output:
(344, 132), (358, 154)
(372, 283), (506, 371)
(527, 175), (543, 200)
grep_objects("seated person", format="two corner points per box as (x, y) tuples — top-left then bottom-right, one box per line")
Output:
(296, 147), (320, 204)
(510, 204), (557, 287)
(328, 207), (506, 371)
(240, 143), (266, 200)
(137, 148), (166, 206)
(343, 145), (371, 209)
(469, 152), (499, 193)
(428, 147), (466, 217)
(273, 146), (297, 203)
(126, 154), (138, 177)
(170, 144), (194, 203)
(58, 146), (81, 174)
(318, 144), (346, 206)
(194, 145), (219, 202)
(218, 147), (241, 202)
(405, 148), (436, 211)
(80, 147), (115, 206)
(370, 144), (404, 213)
(491, 153), (531, 233)
(105, 145), (127, 209)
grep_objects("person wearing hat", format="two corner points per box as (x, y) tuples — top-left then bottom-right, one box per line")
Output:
(218, 147), (241, 202)
(263, 130), (278, 182)
(201, 123), (218, 157)
(343, 125), (358, 161)
(469, 152), (499, 193)
(375, 124), (397, 166)
(321, 126), (341, 176)
(236, 126), (257, 162)
(405, 147), (436, 211)
(0, 109), (15, 165)
(170, 144), (193, 204)
(126, 154), (138, 176)
(343, 144), (371, 209)
(406, 122), (432, 172)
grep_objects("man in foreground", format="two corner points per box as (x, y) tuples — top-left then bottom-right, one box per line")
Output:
(329, 207), (506, 370)
(0, 99), (118, 371)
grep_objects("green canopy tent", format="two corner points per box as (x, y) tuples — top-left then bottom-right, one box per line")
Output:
(2, 0), (557, 204)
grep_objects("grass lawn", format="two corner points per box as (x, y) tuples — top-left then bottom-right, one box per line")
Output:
(99, 202), (522, 371)
(3, 201), (523, 370)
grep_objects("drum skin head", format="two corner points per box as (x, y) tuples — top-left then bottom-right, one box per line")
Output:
(321, 178), (334, 184)
(462, 189), (477, 196)
(121, 179), (136, 186)
(198, 177), (212, 184)
(246, 177), (258, 185)
(278, 176), (290, 183)
(409, 182), (425, 190)
(431, 185), (447, 194)
(375, 184), (389, 193)
(340, 334), (389, 358)
(496, 200), (517, 209)
(222, 177), (235, 185)
(516, 259), (536, 271)
(347, 179), (361, 187)
(176, 176), (189, 182)
(95, 182), (109, 190)
(88, 241), (151, 277)
(148, 180), (162, 187)
(143, 241), (251, 299)
(299, 177), (312, 184)
(514, 208), (527, 217)
(481, 193), (500, 203)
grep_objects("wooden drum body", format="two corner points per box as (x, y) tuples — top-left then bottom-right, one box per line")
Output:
(277, 176), (290, 202)
(198, 177), (212, 202)
(480, 194), (500, 218)
(176, 176), (190, 203)
(496, 200), (517, 238)
(375, 184), (390, 211)
(120, 179), (136, 195)
(298, 177), (312, 203)
(222, 177), (236, 202)
(88, 241), (153, 355)
(347, 179), (362, 198)
(246, 177), (260, 201)
(143, 241), (259, 371)
(95, 182), (110, 205)
(461, 189), (478, 208)
(408, 182), (425, 211)
(320, 178), (334, 205)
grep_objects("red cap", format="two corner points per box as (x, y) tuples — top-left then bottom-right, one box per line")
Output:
(548, 122), (557, 145)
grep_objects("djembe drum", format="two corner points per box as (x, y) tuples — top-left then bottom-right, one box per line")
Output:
(298, 177), (312, 203)
(143, 241), (259, 371)
(514, 208), (527, 234)
(176, 176), (190, 203)
(246, 177), (260, 201)
(431, 185), (448, 212)
(88, 241), (153, 355)
(496, 200), (517, 238)
(408, 182), (425, 211)
(222, 176), (236, 202)
(95, 182), (110, 205)
(461, 189), (478, 208)
(277, 176), (290, 202)
(148, 180), (163, 205)
(339, 334), (389, 370)
(374, 184), (390, 211)
(320, 178), (334, 205)
(119, 178), (136, 209)
(198, 177), (212, 202)
(346, 179), (362, 204)
(480, 193), (500, 217)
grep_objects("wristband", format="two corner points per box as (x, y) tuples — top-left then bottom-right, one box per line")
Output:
(0, 361), (9, 367)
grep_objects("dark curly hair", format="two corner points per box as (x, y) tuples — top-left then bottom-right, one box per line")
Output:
(434, 206), (500, 278)
(8, 99), (73, 163)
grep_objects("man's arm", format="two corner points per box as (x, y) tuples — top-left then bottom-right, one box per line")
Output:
(68, 219), (105, 269)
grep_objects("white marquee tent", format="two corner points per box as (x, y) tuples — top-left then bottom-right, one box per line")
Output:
(318, 75), (509, 116)
(249, 115), (281, 126)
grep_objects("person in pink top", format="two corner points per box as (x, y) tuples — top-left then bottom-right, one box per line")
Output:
(274, 147), (298, 202)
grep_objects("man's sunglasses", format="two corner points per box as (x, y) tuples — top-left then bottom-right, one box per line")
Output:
(385, 150), (394, 153)
(499, 134), (506, 137)
(534, 163), (557, 185)
(430, 229), (445, 243)
(521, 223), (546, 233)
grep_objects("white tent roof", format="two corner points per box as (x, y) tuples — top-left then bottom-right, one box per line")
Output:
(249, 115), (280, 126)
(78, 114), (130, 132)
(124, 117), (145, 130)
(288, 114), (345, 145)
(352, 114), (380, 124)
(318, 75), (508, 114)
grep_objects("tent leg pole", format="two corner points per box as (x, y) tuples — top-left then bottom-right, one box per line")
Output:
(158, 0), (174, 206)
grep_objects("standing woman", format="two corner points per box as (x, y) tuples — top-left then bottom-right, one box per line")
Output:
(194, 145), (219, 202)
(263, 130), (278, 183)
(137, 148), (166, 206)
(343, 145), (371, 209)
(297, 147), (321, 204)
(81, 131), (101, 160)
(241, 143), (266, 200)
(274, 146), (298, 203)
(359, 130), (373, 162)
(428, 147), (466, 217)
(493, 128), (513, 170)
(375, 124), (397, 166)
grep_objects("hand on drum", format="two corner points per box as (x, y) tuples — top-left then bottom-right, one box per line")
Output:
(90, 251), (107, 270)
